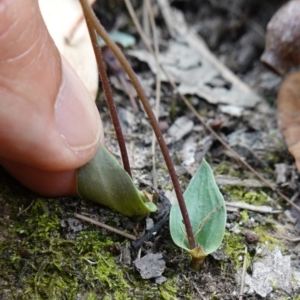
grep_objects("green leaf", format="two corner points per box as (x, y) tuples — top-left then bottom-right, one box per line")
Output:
(169, 159), (226, 260)
(97, 31), (136, 48)
(77, 145), (156, 219)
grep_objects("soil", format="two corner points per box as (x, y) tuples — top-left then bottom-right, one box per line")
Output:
(1, 0), (300, 299)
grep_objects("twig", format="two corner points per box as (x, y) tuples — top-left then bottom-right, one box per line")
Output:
(236, 142), (272, 171)
(124, 0), (300, 213)
(80, 0), (196, 250)
(124, 0), (153, 52)
(118, 73), (139, 113)
(142, 0), (151, 40)
(225, 201), (281, 213)
(146, 0), (161, 190)
(132, 211), (169, 250)
(216, 175), (267, 188)
(81, 3), (132, 177)
(17, 199), (35, 216)
(239, 246), (247, 300)
(281, 236), (300, 242)
(193, 282), (206, 300)
(74, 213), (137, 241)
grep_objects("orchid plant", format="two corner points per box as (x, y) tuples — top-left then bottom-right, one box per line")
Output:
(76, 0), (226, 270)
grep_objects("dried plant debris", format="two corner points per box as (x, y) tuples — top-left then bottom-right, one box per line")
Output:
(240, 247), (292, 297)
(167, 116), (194, 142)
(128, 41), (257, 107)
(215, 175), (267, 188)
(134, 253), (166, 279)
(3, 0), (300, 298)
(129, 2), (262, 107)
(227, 129), (285, 163)
(277, 71), (300, 172)
(261, 0), (300, 76)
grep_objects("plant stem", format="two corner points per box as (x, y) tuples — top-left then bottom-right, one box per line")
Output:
(82, 8), (132, 177)
(79, 0), (196, 250)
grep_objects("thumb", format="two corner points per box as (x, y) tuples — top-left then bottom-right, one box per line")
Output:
(0, 0), (104, 196)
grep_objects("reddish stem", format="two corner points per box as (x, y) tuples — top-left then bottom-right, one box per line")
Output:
(79, 0), (196, 250)
(84, 15), (132, 177)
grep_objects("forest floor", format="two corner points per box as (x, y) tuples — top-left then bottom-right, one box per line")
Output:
(1, 0), (300, 299)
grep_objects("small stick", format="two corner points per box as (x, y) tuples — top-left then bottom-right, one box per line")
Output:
(117, 73), (139, 113)
(239, 246), (248, 300)
(193, 282), (206, 300)
(146, 0), (161, 190)
(18, 199), (35, 216)
(281, 236), (300, 242)
(225, 201), (281, 213)
(74, 213), (137, 241)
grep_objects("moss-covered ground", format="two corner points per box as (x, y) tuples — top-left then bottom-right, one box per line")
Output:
(0, 162), (298, 299)
(0, 169), (183, 300)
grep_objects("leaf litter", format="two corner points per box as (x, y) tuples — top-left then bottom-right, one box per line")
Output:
(1, 0), (300, 299)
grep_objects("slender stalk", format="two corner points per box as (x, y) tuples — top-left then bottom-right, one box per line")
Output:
(82, 10), (132, 177)
(78, 0), (196, 250)
(146, 0), (161, 189)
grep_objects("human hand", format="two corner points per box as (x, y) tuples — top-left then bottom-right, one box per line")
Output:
(0, 0), (104, 196)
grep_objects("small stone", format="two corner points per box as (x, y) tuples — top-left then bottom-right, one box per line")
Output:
(67, 218), (83, 232)
(243, 230), (260, 243)
(146, 218), (154, 231)
(134, 253), (166, 279)
(155, 276), (167, 285)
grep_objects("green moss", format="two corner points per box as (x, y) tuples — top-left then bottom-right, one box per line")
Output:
(159, 280), (178, 300)
(3, 200), (131, 299)
(240, 210), (249, 222)
(214, 162), (240, 177)
(0, 172), (185, 300)
(221, 186), (270, 206)
(222, 232), (250, 271)
(164, 185), (173, 191)
(253, 225), (282, 250)
(242, 191), (269, 206)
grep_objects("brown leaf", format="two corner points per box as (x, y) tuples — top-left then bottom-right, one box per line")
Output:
(261, 0), (300, 75)
(277, 72), (300, 171)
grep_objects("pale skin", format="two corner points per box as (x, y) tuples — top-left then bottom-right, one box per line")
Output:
(0, 0), (104, 196)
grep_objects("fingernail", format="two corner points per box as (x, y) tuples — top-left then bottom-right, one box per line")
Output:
(55, 58), (101, 152)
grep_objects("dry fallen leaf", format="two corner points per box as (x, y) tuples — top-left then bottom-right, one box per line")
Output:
(277, 71), (300, 171)
(261, 0), (300, 75)
(38, 0), (98, 98)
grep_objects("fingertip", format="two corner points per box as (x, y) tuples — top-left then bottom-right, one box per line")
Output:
(0, 158), (77, 197)
(55, 57), (103, 153)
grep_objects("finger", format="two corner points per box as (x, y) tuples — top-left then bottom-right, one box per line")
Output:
(0, 0), (103, 172)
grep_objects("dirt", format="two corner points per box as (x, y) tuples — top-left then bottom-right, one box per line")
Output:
(1, 0), (300, 299)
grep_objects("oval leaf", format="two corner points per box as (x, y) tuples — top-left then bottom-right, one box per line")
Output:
(169, 159), (226, 255)
(77, 145), (156, 219)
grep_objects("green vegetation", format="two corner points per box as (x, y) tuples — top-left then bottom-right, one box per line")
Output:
(170, 159), (226, 270)
(0, 174), (180, 299)
(221, 185), (270, 206)
(253, 225), (282, 250)
(222, 232), (250, 271)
